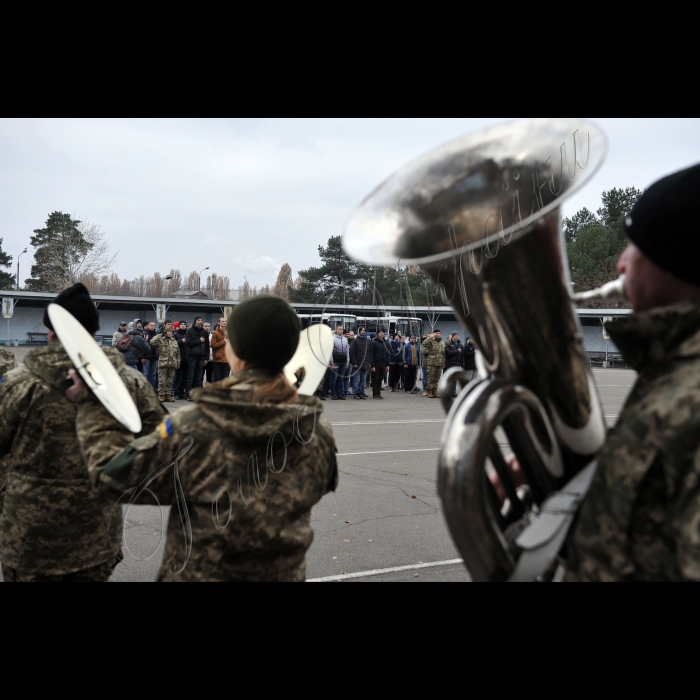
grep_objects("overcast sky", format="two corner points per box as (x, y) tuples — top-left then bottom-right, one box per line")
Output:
(1, 118), (699, 290)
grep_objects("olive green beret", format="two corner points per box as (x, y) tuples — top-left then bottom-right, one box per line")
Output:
(227, 295), (300, 373)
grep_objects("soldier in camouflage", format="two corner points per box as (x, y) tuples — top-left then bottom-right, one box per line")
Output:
(0, 284), (165, 582)
(68, 295), (338, 582)
(0, 348), (16, 381)
(0, 348), (17, 515)
(421, 330), (445, 398)
(566, 163), (700, 581)
(150, 326), (180, 402)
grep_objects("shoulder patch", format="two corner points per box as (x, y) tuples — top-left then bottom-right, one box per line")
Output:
(158, 418), (174, 439)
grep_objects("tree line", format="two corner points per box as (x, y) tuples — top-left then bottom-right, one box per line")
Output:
(286, 187), (641, 309)
(1, 188), (640, 307)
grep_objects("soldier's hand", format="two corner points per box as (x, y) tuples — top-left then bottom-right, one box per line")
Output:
(63, 368), (87, 403)
(487, 454), (524, 507)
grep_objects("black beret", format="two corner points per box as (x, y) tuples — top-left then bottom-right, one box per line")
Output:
(43, 283), (100, 335)
(227, 295), (300, 374)
(625, 163), (700, 287)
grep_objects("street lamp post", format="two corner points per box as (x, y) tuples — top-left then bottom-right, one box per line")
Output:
(199, 267), (209, 294)
(16, 248), (27, 291)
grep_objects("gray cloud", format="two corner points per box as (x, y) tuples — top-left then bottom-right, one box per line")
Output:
(1, 118), (699, 289)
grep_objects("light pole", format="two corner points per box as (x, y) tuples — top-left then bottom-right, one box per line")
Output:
(16, 248), (27, 291)
(199, 267), (209, 293)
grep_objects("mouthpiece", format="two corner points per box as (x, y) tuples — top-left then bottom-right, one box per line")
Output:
(571, 275), (626, 303)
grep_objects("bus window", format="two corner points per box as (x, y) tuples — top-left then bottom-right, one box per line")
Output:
(329, 315), (357, 333)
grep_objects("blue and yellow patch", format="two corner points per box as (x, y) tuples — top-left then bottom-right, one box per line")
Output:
(158, 419), (174, 439)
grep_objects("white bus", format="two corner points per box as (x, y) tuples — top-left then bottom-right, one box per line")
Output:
(355, 315), (424, 338)
(297, 313), (357, 333)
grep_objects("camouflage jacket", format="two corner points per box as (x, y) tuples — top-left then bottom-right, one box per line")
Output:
(567, 296), (700, 581)
(0, 348), (16, 380)
(421, 337), (445, 367)
(0, 343), (165, 575)
(150, 334), (181, 369)
(0, 349), (15, 526)
(75, 368), (339, 582)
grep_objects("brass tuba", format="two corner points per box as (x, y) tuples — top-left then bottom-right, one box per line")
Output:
(343, 119), (613, 581)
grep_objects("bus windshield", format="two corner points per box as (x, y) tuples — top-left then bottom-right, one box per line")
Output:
(396, 318), (423, 338)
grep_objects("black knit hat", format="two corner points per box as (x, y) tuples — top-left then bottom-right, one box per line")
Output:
(227, 295), (300, 373)
(43, 283), (100, 335)
(625, 163), (700, 287)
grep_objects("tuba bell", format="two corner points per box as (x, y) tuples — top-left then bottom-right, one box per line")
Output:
(343, 118), (613, 581)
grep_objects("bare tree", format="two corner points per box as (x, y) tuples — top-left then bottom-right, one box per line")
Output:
(273, 263), (293, 299)
(165, 269), (182, 296)
(61, 219), (118, 292)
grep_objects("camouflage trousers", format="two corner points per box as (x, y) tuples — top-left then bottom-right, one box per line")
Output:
(158, 366), (176, 397)
(2, 555), (121, 582)
(427, 365), (443, 391)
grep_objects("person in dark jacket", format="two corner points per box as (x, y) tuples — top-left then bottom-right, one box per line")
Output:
(185, 316), (209, 400)
(120, 319), (150, 371)
(349, 326), (371, 399)
(388, 334), (403, 392)
(445, 333), (464, 396)
(142, 320), (159, 388)
(402, 335), (421, 393)
(369, 331), (389, 399)
(463, 336), (477, 381)
(173, 321), (189, 399)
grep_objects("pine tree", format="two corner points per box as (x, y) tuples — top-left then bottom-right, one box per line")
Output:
(0, 238), (15, 290)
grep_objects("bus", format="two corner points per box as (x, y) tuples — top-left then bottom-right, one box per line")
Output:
(355, 315), (424, 338)
(297, 313), (357, 333)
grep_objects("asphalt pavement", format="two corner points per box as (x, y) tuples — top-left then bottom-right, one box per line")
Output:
(0, 360), (636, 583)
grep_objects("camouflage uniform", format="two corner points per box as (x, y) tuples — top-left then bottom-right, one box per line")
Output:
(0, 349), (18, 515)
(567, 296), (700, 581)
(0, 348), (17, 380)
(150, 333), (181, 397)
(0, 343), (165, 580)
(74, 368), (339, 582)
(421, 337), (446, 391)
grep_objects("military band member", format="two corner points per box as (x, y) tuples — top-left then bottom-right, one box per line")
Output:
(67, 295), (339, 582)
(0, 284), (165, 582)
(566, 164), (700, 581)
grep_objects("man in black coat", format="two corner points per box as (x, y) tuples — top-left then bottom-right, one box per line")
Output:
(463, 336), (477, 381)
(173, 320), (189, 399)
(185, 316), (209, 401)
(349, 325), (371, 399)
(369, 331), (389, 399)
(445, 333), (464, 397)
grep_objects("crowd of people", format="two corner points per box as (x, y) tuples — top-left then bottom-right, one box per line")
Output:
(111, 315), (230, 403)
(315, 325), (478, 401)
